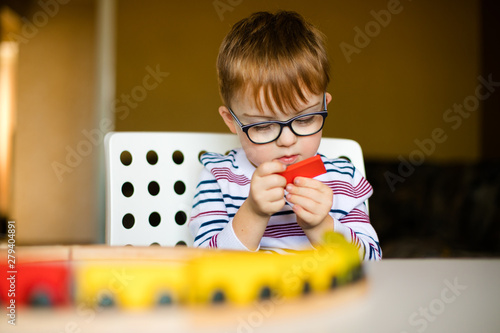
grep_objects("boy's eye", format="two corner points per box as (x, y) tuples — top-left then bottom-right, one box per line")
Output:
(295, 115), (315, 125)
(252, 123), (275, 132)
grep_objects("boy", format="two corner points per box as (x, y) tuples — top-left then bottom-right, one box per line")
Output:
(189, 11), (381, 260)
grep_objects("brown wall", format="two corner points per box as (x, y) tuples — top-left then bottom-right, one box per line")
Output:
(115, 0), (481, 162)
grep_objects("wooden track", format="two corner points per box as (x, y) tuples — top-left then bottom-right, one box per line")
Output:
(0, 278), (368, 333)
(1, 240), (366, 332)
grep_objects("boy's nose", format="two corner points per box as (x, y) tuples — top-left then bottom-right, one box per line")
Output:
(276, 126), (297, 147)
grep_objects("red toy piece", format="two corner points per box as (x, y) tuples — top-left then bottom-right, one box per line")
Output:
(278, 155), (326, 184)
(0, 261), (71, 307)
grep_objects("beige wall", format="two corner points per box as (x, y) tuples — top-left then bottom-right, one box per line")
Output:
(11, 0), (97, 244)
(115, 0), (481, 162)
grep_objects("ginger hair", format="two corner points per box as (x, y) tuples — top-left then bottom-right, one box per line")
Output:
(217, 11), (330, 114)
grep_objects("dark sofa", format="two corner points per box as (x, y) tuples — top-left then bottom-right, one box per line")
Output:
(366, 160), (500, 258)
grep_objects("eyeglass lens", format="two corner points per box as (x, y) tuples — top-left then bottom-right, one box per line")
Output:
(247, 113), (325, 144)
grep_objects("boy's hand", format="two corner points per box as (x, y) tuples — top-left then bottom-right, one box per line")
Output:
(247, 160), (287, 217)
(232, 161), (287, 251)
(285, 177), (333, 231)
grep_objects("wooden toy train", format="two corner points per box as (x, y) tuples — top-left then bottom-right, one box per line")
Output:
(0, 232), (364, 309)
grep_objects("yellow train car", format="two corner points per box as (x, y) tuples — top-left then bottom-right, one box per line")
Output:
(187, 250), (283, 305)
(1, 232), (363, 309)
(186, 232), (362, 305)
(74, 260), (189, 309)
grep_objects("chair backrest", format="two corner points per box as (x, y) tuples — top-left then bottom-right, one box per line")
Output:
(318, 138), (366, 177)
(104, 132), (366, 247)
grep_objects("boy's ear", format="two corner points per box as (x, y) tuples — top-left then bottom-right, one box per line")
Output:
(219, 106), (237, 134)
(325, 92), (333, 107)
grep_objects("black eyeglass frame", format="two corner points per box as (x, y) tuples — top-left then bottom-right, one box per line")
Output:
(227, 93), (328, 145)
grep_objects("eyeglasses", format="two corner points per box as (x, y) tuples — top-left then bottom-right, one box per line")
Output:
(228, 93), (328, 144)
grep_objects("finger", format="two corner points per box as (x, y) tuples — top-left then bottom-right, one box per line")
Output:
(293, 205), (315, 224)
(254, 174), (286, 191)
(292, 177), (326, 189)
(289, 178), (332, 198)
(266, 187), (286, 202)
(287, 194), (322, 213)
(286, 185), (331, 208)
(263, 197), (286, 215)
(255, 160), (286, 177)
(286, 185), (320, 202)
(272, 173), (287, 188)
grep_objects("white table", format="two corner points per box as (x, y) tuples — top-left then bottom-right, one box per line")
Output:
(3, 259), (500, 333)
(295, 259), (500, 333)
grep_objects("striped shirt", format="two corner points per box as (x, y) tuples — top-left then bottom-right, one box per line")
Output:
(189, 148), (382, 260)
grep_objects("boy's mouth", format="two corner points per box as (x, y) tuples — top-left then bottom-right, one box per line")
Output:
(278, 155), (298, 165)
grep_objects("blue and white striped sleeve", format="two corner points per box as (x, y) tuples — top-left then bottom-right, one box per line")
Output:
(335, 170), (382, 261)
(189, 167), (250, 250)
(322, 159), (382, 261)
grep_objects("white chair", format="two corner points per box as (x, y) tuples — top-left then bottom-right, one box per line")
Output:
(104, 132), (367, 247)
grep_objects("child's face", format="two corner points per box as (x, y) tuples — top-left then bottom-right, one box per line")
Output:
(219, 90), (332, 167)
